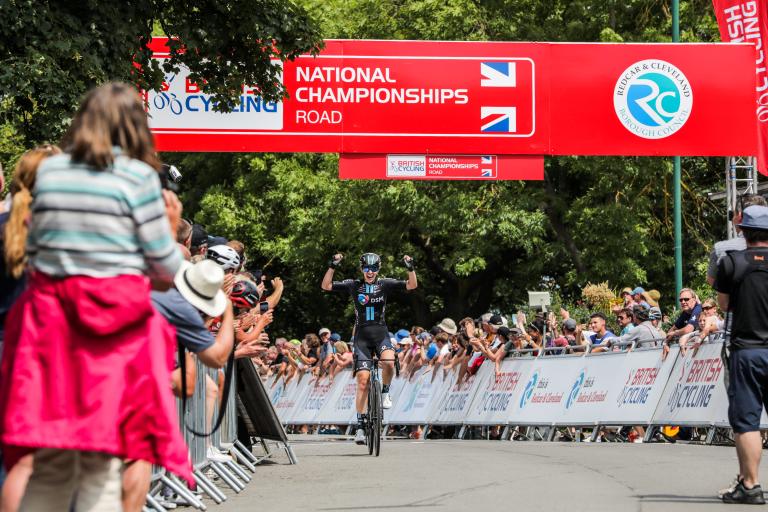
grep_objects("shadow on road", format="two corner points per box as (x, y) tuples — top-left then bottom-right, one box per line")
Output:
(637, 494), (726, 505)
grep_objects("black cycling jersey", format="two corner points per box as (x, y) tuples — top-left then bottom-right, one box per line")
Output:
(331, 277), (407, 329)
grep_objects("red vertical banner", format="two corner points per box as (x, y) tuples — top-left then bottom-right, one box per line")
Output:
(713, 0), (768, 175)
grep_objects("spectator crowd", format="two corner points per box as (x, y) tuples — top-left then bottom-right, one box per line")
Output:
(0, 79), (751, 510)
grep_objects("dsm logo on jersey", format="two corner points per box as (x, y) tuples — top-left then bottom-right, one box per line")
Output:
(614, 59), (692, 140)
(357, 294), (370, 305)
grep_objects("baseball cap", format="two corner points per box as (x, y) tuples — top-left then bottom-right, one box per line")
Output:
(289, 339), (301, 346)
(330, 332), (341, 342)
(563, 319), (577, 331)
(208, 235), (228, 246)
(631, 287), (645, 296)
(620, 287), (633, 296)
(437, 318), (458, 335)
(318, 327), (331, 337)
(191, 224), (208, 247)
(738, 205), (768, 231)
(508, 327), (523, 337)
(395, 329), (411, 342)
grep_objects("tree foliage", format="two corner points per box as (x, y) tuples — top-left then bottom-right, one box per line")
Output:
(172, 0), (728, 337)
(0, 0), (731, 337)
(0, 0), (323, 150)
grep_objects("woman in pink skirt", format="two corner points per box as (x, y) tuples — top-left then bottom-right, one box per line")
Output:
(0, 82), (191, 511)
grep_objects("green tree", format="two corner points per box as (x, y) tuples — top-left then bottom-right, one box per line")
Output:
(180, 0), (729, 336)
(0, 0), (323, 151)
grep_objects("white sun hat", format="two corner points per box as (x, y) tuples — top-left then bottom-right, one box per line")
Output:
(174, 259), (228, 317)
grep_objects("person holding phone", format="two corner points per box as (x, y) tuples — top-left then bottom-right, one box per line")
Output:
(321, 252), (417, 445)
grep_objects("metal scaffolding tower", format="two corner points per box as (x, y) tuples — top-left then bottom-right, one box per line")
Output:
(725, 156), (760, 239)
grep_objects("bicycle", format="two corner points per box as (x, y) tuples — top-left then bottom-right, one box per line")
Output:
(360, 355), (399, 457)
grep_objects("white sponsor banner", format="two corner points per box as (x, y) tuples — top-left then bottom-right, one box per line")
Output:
(383, 370), (409, 425)
(432, 367), (487, 425)
(652, 342), (729, 426)
(558, 351), (631, 426)
(511, 356), (583, 425)
(602, 346), (679, 425)
(465, 358), (534, 425)
(267, 374), (286, 406)
(388, 367), (450, 425)
(317, 371), (358, 425)
(290, 375), (335, 424)
(273, 376), (309, 423)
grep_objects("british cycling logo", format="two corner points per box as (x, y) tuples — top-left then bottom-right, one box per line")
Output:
(357, 294), (369, 305)
(566, 370), (586, 409)
(519, 370), (539, 409)
(613, 59), (692, 140)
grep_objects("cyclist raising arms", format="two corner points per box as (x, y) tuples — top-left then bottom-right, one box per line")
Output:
(321, 253), (417, 444)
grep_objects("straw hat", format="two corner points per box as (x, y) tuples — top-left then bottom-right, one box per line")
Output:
(174, 260), (228, 317)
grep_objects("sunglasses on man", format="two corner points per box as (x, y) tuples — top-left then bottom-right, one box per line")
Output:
(362, 266), (380, 273)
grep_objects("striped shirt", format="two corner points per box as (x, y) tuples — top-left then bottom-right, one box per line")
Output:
(28, 152), (182, 280)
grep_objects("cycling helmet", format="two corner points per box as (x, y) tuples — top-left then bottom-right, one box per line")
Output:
(359, 252), (381, 272)
(207, 245), (241, 272)
(230, 280), (259, 309)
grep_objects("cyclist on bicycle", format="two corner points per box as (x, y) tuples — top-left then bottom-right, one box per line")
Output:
(321, 252), (417, 444)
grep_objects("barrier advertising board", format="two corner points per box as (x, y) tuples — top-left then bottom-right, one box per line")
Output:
(316, 371), (358, 425)
(290, 376), (335, 424)
(465, 358), (533, 425)
(652, 342), (729, 426)
(512, 356), (583, 425)
(432, 369), (485, 425)
(147, 38), (756, 157)
(602, 346), (679, 425)
(388, 368), (451, 425)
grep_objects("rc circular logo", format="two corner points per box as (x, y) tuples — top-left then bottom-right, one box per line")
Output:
(613, 59), (692, 140)
(519, 371), (539, 409)
(566, 371), (586, 410)
(357, 294), (369, 305)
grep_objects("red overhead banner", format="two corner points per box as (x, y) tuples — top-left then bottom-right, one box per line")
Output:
(713, 0), (768, 175)
(147, 38), (756, 157)
(339, 154), (544, 180)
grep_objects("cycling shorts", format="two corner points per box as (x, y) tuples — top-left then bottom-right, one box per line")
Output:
(353, 324), (394, 373)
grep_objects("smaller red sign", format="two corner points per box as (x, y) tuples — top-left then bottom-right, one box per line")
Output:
(339, 154), (544, 180)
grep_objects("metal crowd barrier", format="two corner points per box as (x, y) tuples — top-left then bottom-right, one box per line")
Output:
(274, 330), (746, 445)
(144, 357), (264, 512)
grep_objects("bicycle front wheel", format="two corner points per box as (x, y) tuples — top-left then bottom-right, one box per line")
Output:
(372, 380), (382, 456)
(367, 379), (376, 455)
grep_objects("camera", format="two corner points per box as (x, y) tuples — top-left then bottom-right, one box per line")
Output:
(160, 164), (182, 192)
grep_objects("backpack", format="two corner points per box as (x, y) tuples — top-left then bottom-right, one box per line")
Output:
(721, 248), (768, 390)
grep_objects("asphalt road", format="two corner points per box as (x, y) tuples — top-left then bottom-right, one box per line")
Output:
(210, 437), (766, 512)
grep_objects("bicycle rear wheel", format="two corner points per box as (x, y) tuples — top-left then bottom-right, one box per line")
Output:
(372, 379), (382, 457)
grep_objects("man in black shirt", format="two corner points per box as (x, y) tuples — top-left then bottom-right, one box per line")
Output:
(715, 205), (768, 505)
(321, 252), (417, 444)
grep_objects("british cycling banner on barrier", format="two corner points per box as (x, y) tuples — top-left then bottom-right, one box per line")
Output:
(713, 0), (768, 175)
(432, 370), (483, 425)
(465, 359), (532, 425)
(602, 346), (679, 425)
(652, 342), (731, 426)
(290, 376), (335, 424)
(147, 38), (756, 157)
(651, 341), (768, 427)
